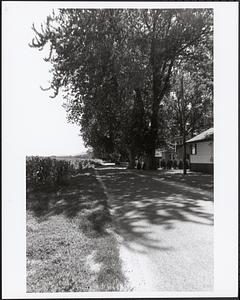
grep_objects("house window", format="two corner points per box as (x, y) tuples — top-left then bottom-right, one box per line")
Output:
(191, 143), (197, 155)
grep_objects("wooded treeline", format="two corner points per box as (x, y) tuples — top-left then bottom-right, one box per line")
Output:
(30, 9), (213, 170)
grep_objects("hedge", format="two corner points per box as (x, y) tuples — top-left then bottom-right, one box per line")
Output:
(26, 156), (102, 189)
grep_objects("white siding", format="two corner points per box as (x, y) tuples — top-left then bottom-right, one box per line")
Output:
(190, 141), (213, 164)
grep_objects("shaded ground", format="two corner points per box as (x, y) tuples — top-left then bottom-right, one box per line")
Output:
(27, 171), (111, 232)
(96, 167), (214, 291)
(26, 170), (125, 292)
(156, 169), (213, 191)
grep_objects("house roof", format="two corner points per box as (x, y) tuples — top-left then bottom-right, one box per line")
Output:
(186, 127), (213, 143)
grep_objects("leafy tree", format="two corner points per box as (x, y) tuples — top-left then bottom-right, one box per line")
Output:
(163, 58), (213, 174)
(30, 9), (213, 169)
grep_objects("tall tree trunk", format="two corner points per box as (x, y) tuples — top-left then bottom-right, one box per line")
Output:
(127, 149), (136, 169)
(128, 88), (145, 167)
(144, 149), (157, 170)
(145, 26), (173, 171)
(145, 42), (160, 170)
(144, 92), (158, 170)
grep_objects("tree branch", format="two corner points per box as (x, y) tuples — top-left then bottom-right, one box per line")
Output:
(175, 28), (212, 57)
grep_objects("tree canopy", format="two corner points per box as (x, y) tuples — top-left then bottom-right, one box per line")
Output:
(30, 8), (213, 169)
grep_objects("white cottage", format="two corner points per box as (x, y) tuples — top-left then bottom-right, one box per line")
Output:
(186, 128), (213, 174)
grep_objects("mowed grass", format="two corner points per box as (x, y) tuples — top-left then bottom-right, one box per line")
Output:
(26, 171), (126, 292)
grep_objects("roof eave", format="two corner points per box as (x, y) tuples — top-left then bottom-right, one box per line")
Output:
(186, 137), (214, 143)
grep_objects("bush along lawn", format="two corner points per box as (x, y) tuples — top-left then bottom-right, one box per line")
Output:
(26, 159), (126, 292)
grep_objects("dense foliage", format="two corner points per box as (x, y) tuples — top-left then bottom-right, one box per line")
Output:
(30, 9), (213, 169)
(26, 156), (101, 189)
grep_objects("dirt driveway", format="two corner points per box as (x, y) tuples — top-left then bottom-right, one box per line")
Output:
(96, 168), (214, 291)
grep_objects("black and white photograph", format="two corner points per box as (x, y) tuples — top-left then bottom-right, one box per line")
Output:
(2, 1), (238, 298)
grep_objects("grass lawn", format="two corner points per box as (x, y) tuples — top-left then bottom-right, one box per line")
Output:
(26, 171), (126, 293)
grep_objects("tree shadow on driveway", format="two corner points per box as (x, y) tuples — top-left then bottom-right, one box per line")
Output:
(97, 168), (213, 254)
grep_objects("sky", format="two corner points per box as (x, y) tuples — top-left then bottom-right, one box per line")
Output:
(3, 3), (87, 156)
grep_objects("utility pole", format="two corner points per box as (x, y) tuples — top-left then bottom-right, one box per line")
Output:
(180, 76), (187, 175)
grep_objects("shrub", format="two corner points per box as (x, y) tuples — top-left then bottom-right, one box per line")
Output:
(178, 160), (183, 169)
(26, 157), (104, 190)
(178, 160), (189, 169)
(26, 157), (73, 189)
(161, 160), (166, 169)
(173, 160), (178, 169)
(167, 160), (173, 169)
